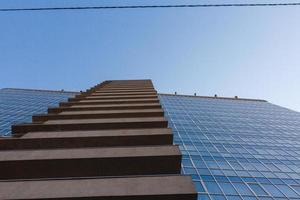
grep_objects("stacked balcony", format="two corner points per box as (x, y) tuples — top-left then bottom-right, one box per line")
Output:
(0, 79), (196, 199)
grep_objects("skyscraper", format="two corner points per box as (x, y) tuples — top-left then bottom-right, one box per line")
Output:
(1, 80), (300, 200)
(0, 80), (196, 199)
(159, 94), (300, 200)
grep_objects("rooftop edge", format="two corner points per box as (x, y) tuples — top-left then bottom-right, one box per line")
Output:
(1, 88), (267, 102)
(1, 88), (79, 94)
(158, 93), (267, 102)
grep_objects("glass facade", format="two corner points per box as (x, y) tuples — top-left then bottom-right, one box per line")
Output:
(159, 94), (300, 200)
(0, 88), (76, 137)
(1, 88), (300, 199)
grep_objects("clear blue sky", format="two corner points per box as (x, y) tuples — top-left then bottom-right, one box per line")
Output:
(1, 0), (300, 111)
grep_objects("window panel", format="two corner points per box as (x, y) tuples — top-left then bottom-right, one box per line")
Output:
(218, 182), (238, 195)
(261, 184), (285, 197)
(225, 195), (242, 200)
(210, 195), (226, 200)
(275, 184), (300, 198)
(248, 183), (268, 196)
(232, 183), (254, 195)
(194, 181), (206, 193)
(203, 181), (223, 194)
(291, 185), (300, 193)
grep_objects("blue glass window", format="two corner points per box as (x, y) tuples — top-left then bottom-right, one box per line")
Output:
(218, 182), (238, 195)
(194, 181), (206, 193)
(225, 195), (242, 200)
(291, 185), (300, 193)
(232, 183), (254, 195)
(275, 185), (300, 198)
(210, 195), (226, 200)
(248, 183), (268, 196)
(261, 184), (285, 197)
(242, 197), (256, 200)
(159, 94), (300, 200)
(0, 88), (76, 136)
(203, 182), (223, 194)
